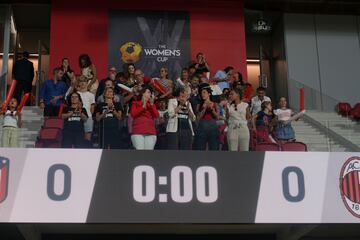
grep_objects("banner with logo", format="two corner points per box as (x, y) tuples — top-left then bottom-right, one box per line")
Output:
(108, 10), (191, 80)
(0, 149), (359, 223)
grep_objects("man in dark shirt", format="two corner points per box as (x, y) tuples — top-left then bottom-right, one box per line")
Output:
(39, 68), (68, 117)
(12, 51), (35, 106)
(190, 52), (210, 76)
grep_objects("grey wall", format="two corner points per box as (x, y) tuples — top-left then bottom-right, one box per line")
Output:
(284, 14), (360, 111)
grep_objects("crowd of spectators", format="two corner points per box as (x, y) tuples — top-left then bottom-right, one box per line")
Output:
(34, 52), (300, 151)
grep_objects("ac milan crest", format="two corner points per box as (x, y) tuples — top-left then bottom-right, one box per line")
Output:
(340, 156), (360, 218)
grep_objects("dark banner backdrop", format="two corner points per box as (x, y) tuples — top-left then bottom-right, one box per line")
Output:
(108, 10), (191, 80)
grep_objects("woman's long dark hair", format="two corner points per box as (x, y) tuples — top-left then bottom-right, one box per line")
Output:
(66, 91), (83, 106)
(199, 86), (212, 110)
(61, 58), (73, 73)
(137, 85), (154, 101)
(123, 63), (135, 80)
(79, 54), (92, 68)
(230, 88), (243, 110)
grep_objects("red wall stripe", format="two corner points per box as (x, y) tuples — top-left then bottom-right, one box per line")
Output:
(49, 0), (247, 80)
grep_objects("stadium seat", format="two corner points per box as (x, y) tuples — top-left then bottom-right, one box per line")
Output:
(255, 143), (280, 151)
(43, 118), (64, 129)
(336, 102), (352, 116)
(350, 103), (360, 119)
(282, 142), (307, 152)
(39, 128), (62, 141)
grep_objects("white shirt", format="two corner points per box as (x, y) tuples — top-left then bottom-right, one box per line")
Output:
(274, 108), (293, 121)
(250, 95), (271, 115)
(228, 102), (249, 127)
(78, 91), (95, 117)
(3, 110), (18, 128)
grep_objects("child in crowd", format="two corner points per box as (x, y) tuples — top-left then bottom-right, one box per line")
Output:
(1, 98), (22, 147)
(253, 101), (277, 144)
(274, 97), (298, 143)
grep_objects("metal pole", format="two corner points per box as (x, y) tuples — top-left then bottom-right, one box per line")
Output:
(36, 40), (42, 106)
(1, 5), (11, 102)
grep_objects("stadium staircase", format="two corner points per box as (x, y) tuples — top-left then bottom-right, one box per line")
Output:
(0, 106), (43, 148)
(292, 111), (360, 152)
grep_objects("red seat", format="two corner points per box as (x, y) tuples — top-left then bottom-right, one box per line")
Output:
(255, 143), (280, 151)
(39, 128), (62, 141)
(282, 142), (307, 152)
(43, 118), (64, 129)
(350, 103), (360, 119)
(336, 102), (352, 116)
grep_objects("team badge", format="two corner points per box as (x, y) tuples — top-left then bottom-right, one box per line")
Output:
(340, 156), (360, 218)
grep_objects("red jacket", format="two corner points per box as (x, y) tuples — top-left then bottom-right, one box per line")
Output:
(130, 100), (160, 135)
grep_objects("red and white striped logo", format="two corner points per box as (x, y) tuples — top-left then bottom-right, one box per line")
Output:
(340, 156), (360, 218)
(0, 157), (10, 203)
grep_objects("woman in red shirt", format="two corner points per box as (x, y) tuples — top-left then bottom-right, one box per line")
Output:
(130, 87), (160, 150)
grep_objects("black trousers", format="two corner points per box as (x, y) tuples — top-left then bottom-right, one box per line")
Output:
(167, 128), (193, 150)
(14, 81), (32, 106)
(62, 130), (85, 148)
(196, 120), (219, 151)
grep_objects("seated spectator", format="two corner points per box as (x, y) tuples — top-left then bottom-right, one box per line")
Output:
(167, 88), (196, 150)
(196, 84), (219, 150)
(214, 66), (234, 91)
(250, 87), (271, 116)
(61, 92), (88, 148)
(130, 87), (160, 150)
(60, 58), (75, 88)
(79, 54), (98, 94)
(226, 88), (251, 151)
(77, 76), (95, 142)
(95, 87), (123, 149)
(1, 98), (22, 148)
(155, 98), (169, 150)
(39, 68), (68, 117)
(274, 97), (299, 143)
(191, 52), (210, 76)
(252, 101), (277, 144)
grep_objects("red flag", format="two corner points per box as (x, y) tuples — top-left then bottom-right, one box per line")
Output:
(1, 80), (17, 112)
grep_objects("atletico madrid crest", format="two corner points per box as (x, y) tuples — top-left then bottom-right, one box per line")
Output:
(0, 156), (10, 203)
(340, 156), (360, 218)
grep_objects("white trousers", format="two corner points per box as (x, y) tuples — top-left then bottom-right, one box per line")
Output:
(131, 134), (157, 150)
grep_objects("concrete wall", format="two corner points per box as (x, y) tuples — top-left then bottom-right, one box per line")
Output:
(284, 14), (360, 111)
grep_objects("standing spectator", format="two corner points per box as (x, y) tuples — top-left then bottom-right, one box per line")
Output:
(213, 66), (234, 91)
(124, 63), (136, 87)
(226, 88), (251, 151)
(233, 72), (253, 102)
(60, 58), (75, 87)
(96, 79), (123, 104)
(189, 75), (200, 112)
(1, 98), (22, 147)
(130, 87), (159, 150)
(191, 52), (210, 76)
(175, 68), (191, 95)
(155, 98), (169, 150)
(95, 66), (118, 100)
(12, 51), (34, 106)
(166, 88), (196, 150)
(79, 54), (98, 94)
(250, 87), (271, 116)
(77, 76), (95, 142)
(274, 97), (298, 143)
(39, 68), (68, 117)
(253, 101), (277, 143)
(196, 84), (219, 150)
(61, 92), (88, 148)
(95, 87), (123, 149)
(152, 67), (174, 99)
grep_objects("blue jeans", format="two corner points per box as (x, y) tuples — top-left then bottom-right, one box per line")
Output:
(196, 120), (219, 151)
